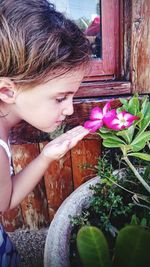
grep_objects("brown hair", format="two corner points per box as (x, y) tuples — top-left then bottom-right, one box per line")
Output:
(0, 0), (91, 87)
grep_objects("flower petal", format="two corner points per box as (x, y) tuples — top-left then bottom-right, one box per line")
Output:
(111, 124), (123, 130)
(117, 112), (124, 120)
(124, 113), (139, 122)
(90, 107), (103, 120)
(103, 102), (111, 115)
(111, 118), (120, 125)
(124, 121), (133, 127)
(103, 109), (117, 126)
(84, 120), (103, 132)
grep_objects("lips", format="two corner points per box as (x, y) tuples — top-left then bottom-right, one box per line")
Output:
(56, 118), (65, 124)
(55, 120), (64, 125)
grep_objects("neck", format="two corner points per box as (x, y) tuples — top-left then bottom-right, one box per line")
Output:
(0, 102), (21, 141)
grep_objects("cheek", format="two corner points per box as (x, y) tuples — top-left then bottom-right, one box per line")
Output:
(45, 102), (61, 119)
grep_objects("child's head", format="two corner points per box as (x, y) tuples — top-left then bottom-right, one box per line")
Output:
(0, 0), (91, 132)
(0, 0), (90, 87)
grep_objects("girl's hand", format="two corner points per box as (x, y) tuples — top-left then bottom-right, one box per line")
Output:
(41, 126), (89, 162)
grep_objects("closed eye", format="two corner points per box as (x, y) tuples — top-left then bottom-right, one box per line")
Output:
(56, 96), (67, 103)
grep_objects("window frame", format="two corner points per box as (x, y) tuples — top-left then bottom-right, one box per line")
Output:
(84, 0), (120, 81)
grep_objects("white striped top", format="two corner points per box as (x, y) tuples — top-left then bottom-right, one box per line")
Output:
(0, 139), (13, 175)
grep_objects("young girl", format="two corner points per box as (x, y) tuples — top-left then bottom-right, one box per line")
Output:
(0, 0), (90, 265)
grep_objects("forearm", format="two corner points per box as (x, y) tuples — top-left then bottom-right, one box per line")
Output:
(9, 153), (51, 210)
(0, 181), (12, 211)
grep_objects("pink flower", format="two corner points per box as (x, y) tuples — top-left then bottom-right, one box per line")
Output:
(103, 110), (139, 130)
(84, 102), (110, 132)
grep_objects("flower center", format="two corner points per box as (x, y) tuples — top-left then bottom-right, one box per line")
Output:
(120, 118), (126, 123)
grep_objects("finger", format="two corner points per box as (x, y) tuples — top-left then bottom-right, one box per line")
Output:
(51, 126), (89, 145)
(52, 126), (83, 141)
(65, 125), (84, 134)
(66, 127), (89, 139)
(66, 126), (89, 135)
(52, 126), (88, 143)
(68, 130), (89, 149)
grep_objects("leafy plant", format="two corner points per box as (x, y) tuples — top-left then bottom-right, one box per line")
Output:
(84, 94), (150, 193)
(69, 154), (150, 266)
(70, 95), (150, 266)
(77, 225), (150, 267)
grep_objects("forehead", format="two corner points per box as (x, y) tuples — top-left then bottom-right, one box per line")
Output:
(18, 68), (85, 98)
(56, 69), (85, 82)
(46, 69), (85, 93)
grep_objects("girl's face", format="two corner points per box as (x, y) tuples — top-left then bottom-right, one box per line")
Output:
(14, 69), (84, 132)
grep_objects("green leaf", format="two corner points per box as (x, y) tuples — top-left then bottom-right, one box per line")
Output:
(99, 133), (125, 144)
(140, 218), (147, 227)
(127, 152), (150, 161)
(141, 95), (149, 116)
(103, 140), (124, 148)
(117, 125), (135, 144)
(119, 98), (128, 106)
(132, 131), (150, 145)
(77, 226), (111, 267)
(114, 225), (150, 267)
(133, 131), (150, 142)
(119, 98), (129, 112)
(99, 133), (115, 139)
(127, 125), (136, 142)
(136, 103), (150, 136)
(128, 95), (140, 115)
(131, 131), (150, 151)
(131, 141), (147, 152)
(116, 107), (124, 113)
(141, 113), (150, 130)
(130, 214), (139, 225)
(99, 127), (112, 134)
(142, 99), (150, 117)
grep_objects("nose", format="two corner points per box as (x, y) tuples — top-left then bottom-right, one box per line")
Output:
(62, 100), (74, 116)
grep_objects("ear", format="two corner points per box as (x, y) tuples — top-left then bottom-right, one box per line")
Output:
(0, 78), (17, 104)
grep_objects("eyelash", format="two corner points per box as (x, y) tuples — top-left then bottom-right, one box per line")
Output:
(56, 96), (67, 103)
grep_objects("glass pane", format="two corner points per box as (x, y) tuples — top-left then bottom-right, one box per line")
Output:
(50, 0), (102, 59)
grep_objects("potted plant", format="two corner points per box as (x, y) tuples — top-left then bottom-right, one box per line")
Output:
(44, 94), (150, 267)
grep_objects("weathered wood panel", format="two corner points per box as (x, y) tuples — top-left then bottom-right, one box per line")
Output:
(0, 207), (23, 232)
(71, 136), (101, 189)
(131, 0), (150, 93)
(11, 144), (49, 229)
(121, 0), (132, 80)
(76, 81), (131, 98)
(40, 145), (73, 221)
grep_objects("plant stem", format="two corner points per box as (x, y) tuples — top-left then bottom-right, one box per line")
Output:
(123, 155), (150, 193)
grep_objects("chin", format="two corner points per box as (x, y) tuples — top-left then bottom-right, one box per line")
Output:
(40, 125), (58, 133)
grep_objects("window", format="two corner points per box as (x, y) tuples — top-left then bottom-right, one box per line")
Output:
(51, 0), (120, 81)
